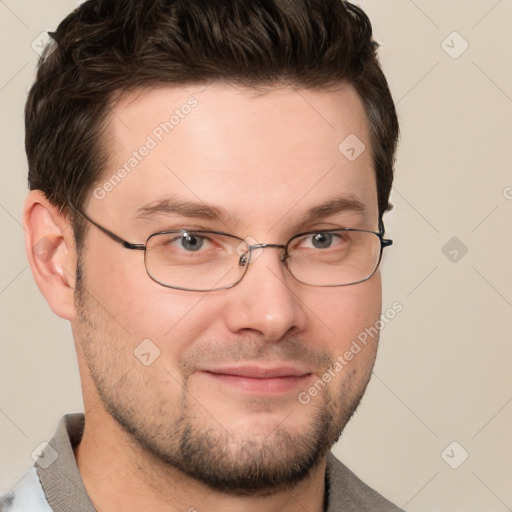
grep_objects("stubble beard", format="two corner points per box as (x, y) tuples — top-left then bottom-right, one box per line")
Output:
(74, 260), (375, 496)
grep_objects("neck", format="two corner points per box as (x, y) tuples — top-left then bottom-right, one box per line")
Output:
(74, 409), (327, 512)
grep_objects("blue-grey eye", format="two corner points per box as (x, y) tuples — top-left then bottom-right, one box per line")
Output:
(181, 233), (204, 251)
(312, 232), (333, 249)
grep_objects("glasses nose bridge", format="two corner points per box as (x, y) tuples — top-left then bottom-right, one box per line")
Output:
(250, 242), (286, 251)
(241, 242), (288, 267)
(250, 242), (288, 257)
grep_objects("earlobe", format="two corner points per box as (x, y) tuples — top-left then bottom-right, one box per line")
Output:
(23, 190), (78, 321)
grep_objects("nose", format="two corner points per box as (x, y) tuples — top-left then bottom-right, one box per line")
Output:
(222, 246), (308, 340)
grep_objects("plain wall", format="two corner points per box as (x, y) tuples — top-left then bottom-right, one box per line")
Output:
(1, 1), (511, 510)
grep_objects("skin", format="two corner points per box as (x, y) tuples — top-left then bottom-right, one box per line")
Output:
(24, 82), (383, 512)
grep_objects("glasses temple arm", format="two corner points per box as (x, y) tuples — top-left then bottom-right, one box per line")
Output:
(66, 202), (145, 250)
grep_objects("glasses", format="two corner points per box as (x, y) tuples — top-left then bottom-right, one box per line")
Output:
(72, 207), (392, 292)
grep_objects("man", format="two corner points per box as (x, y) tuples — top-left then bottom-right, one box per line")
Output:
(3, 0), (400, 510)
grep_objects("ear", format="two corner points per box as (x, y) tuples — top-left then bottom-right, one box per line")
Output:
(23, 190), (78, 321)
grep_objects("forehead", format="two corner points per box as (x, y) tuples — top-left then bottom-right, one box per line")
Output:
(93, 82), (378, 232)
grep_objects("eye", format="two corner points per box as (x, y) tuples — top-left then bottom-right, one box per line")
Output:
(179, 232), (204, 252)
(311, 232), (334, 249)
(296, 232), (345, 250)
(157, 231), (210, 252)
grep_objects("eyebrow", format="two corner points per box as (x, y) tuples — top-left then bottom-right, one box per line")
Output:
(300, 196), (367, 223)
(136, 196), (234, 223)
(135, 194), (367, 225)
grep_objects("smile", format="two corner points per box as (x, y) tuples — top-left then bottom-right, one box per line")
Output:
(199, 365), (313, 395)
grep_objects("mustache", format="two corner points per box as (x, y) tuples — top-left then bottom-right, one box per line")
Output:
(179, 337), (333, 377)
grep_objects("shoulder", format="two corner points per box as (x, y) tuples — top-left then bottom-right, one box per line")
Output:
(326, 453), (404, 511)
(1, 466), (53, 512)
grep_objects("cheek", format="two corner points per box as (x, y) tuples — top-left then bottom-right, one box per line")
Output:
(311, 275), (382, 354)
(85, 245), (221, 347)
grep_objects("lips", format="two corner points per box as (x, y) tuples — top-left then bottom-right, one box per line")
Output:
(204, 365), (310, 379)
(198, 365), (313, 394)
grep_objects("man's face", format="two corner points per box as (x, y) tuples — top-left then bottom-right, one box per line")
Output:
(73, 83), (382, 494)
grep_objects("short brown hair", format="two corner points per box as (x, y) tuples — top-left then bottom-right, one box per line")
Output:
(25, 0), (399, 246)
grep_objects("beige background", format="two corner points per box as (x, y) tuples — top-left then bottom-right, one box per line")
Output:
(1, 1), (511, 510)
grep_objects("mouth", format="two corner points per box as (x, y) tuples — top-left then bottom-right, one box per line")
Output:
(198, 365), (313, 395)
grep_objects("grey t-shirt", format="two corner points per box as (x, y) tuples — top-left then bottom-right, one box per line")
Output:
(1, 413), (403, 511)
